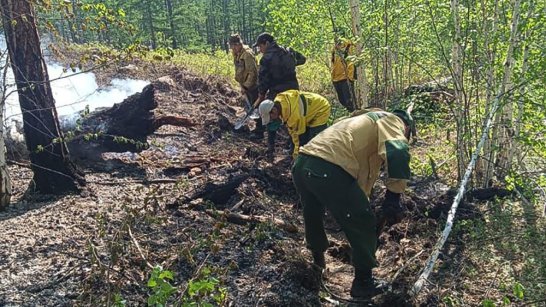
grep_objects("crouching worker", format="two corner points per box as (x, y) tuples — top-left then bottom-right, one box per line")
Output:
(258, 89), (331, 159)
(291, 108), (414, 298)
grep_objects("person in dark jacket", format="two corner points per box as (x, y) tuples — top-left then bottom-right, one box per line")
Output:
(252, 32), (306, 104)
(252, 32), (306, 154)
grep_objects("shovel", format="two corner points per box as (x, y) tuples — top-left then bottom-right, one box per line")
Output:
(234, 96), (260, 130)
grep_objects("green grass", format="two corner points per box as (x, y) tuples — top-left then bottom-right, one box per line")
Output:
(147, 49), (334, 98)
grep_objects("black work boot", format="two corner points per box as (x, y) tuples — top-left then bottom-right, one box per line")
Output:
(312, 251), (326, 269)
(350, 268), (383, 298)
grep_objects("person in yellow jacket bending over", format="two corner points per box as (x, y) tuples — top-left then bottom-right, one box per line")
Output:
(292, 108), (415, 299)
(258, 89), (331, 159)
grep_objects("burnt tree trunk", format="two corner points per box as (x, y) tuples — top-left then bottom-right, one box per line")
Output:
(8, 83), (196, 165)
(67, 84), (196, 162)
(0, 0), (83, 194)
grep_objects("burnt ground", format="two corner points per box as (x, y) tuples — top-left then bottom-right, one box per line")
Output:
(0, 59), (496, 306)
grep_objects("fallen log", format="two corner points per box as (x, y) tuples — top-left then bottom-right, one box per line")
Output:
(190, 174), (249, 206)
(205, 209), (298, 233)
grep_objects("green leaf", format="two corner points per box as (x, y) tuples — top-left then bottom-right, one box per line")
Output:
(513, 282), (525, 300)
(159, 270), (174, 280)
(481, 299), (495, 307)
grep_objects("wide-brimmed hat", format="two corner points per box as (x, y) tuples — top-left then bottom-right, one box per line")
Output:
(258, 99), (275, 125)
(252, 32), (274, 48)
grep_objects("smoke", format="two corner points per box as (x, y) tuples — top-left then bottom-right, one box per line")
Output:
(1, 39), (149, 134)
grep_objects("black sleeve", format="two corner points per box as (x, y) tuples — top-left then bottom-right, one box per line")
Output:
(258, 55), (271, 96)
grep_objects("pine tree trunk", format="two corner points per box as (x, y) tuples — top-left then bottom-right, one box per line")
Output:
(145, 0), (157, 49)
(222, 0), (230, 52)
(71, 0), (82, 43)
(0, 0), (83, 194)
(165, 0), (178, 49)
(349, 0), (369, 109)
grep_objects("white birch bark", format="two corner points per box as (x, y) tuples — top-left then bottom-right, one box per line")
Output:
(349, 0), (369, 108)
(410, 91), (502, 298)
(482, 0), (500, 187)
(496, 0), (522, 177)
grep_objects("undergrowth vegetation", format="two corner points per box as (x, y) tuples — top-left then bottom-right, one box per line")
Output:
(449, 199), (546, 306)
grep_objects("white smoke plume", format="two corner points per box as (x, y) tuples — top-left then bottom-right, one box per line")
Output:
(1, 39), (149, 136)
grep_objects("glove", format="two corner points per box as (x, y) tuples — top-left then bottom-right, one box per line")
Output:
(253, 93), (265, 108)
(376, 190), (404, 237)
(382, 190), (404, 224)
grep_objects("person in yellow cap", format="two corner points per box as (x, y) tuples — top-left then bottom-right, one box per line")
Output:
(331, 36), (357, 111)
(292, 108), (414, 298)
(258, 89), (331, 159)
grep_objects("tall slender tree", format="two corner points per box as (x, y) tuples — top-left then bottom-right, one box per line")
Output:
(165, 0), (178, 49)
(1, 0), (83, 194)
(349, 0), (369, 108)
(0, 60), (10, 208)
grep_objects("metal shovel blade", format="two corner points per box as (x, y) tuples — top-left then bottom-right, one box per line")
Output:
(249, 109), (260, 120)
(234, 114), (250, 130)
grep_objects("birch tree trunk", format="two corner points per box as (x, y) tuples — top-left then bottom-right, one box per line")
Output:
(495, 0), (522, 178)
(512, 30), (530, 168)
(451, 0), (468, 181)
(349, 0), (369, 109)
(481, 0), (500, 187)
(382, 0), (390, 107)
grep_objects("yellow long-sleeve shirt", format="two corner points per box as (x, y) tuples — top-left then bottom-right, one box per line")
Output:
(274, 90), (331, 156)
(331, 39), (356, 82)
(299, 110), (410, 197)
(233, 46), (258, 90)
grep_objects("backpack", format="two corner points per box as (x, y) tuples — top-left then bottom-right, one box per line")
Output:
(286, 47), (306, 66)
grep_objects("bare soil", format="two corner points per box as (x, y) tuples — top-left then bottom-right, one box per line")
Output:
(0, 57), (491, 306)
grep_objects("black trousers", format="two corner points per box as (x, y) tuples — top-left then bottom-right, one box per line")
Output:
(333, 80), (356, 112)
(246, 87), (264, 132)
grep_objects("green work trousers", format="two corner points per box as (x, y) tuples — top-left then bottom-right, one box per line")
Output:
(299, 124), (328, 148)
(292, 154), (378, 271)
